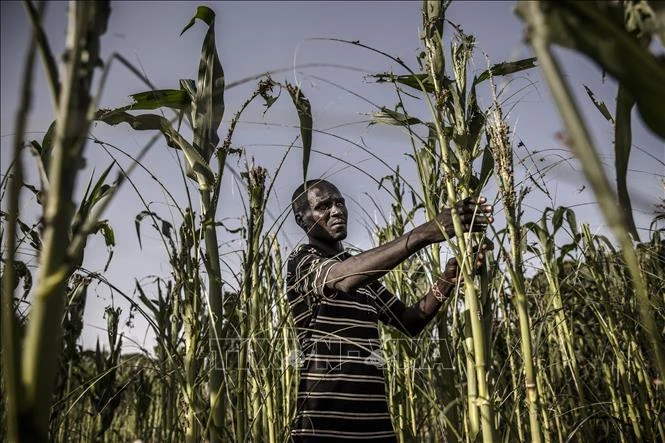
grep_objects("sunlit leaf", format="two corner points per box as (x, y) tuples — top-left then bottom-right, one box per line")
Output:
(181, 5), (225, 163)
(128, 89), (190, 111)
(180, 5), (215, 35)
(96, 110), (214, 185)
(371, 107), (424, 126)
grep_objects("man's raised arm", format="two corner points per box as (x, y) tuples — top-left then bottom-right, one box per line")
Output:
(324, 197), (493, 293)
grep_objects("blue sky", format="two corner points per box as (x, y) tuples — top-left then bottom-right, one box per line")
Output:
(2, 1), (663, 351)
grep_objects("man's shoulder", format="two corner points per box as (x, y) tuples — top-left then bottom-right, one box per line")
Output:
(287, 244), (321, 262)
(287, 244), (355, 263)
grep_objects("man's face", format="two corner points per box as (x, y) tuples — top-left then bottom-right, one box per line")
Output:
(298, 182), (348, 242)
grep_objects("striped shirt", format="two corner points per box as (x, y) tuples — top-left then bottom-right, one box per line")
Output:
(286, 244), (408, 442)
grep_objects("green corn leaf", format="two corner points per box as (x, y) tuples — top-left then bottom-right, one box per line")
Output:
(583, 85), (614, 123)
(91, 90), (191, 126)
(27, 142), (50, 203)
(134, 211), (174, 250)
(135, 280), (158, 316)
(370, 107), (424, 126)
(79, 171), (97, 218)
(473, 57), (538, 86)
(180, 5), (216, 35)
(524, 221), (547, 239)
(371, 72), (452, 94)
(96, 110), (214, 186)
(565, 207), (578, 236)
(87, 162), (115, 209)
(182, 5), (225, 163)
(134, 211), (153, 250)
(74, 162), (114, 235)
(41, 120), (56, 159)
(286, 83), (313, 182)
(95, 220), (115, 247)
(552, 206), (567, 231)
(30, 120), (57, 176)
(559, 241), (579, 261)
(129, 89), (190, 111)
(518, 1), (665, 139)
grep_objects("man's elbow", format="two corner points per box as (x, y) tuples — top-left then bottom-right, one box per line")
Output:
(405, 325), (423, 337)
(325, 272), (358, 294)
(329, 280), (355, 294)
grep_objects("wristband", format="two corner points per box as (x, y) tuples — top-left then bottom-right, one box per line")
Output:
(431, 282), (448, 302)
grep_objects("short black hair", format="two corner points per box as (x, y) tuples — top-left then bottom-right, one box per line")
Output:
(291, 179), (335, 216)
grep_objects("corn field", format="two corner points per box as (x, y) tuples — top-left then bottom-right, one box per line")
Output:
(1, 1), (664, 442)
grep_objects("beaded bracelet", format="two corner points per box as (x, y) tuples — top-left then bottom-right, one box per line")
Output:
(431, 282), (448, 303)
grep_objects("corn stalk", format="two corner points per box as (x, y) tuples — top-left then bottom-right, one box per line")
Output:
(3, 3), (111, 440)
(1, 2), (38, 440)
(487, 98), (542, 443)
(421, 2), (495, 440)
(516, 0), (665, 386)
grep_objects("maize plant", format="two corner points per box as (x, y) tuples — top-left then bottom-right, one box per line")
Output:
(2, 1), (663, 442)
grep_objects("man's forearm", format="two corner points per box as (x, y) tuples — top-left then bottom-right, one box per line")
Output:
(392, 278), (455, 336)
(325, 226), (432, 293)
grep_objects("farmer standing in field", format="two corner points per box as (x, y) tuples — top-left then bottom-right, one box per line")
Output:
(287, 179), (493, 442)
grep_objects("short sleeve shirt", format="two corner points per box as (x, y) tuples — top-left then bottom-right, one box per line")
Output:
(286, 244), (405, 442)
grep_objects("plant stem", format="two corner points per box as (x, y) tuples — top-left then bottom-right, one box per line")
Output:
(488, 102), (542, 443)
(202, 187), (225, 443)
(20, 2), (109, 439)
(518, 0), (665, 383)
(1, 4), (38, 440)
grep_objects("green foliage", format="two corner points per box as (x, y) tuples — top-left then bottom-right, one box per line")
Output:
(516, 0), (665, 139)
(4, 2), (664, 443)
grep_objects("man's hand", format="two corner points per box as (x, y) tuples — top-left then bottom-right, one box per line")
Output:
(430, 241), (492, 303)
(440, 240), (493, 287)
(423, 197), (494, 243)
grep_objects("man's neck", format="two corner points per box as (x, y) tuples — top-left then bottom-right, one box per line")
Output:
(307, 237), (344, 257)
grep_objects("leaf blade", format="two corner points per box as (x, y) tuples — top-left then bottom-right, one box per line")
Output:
(286, 83), (313, 182)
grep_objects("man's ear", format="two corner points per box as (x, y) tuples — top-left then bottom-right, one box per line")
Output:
(294, 213), (304, 229)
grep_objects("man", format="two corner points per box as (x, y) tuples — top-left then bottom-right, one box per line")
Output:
(286, 179), (493, 442)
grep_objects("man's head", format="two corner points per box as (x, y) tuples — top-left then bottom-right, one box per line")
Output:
(291, 179), (348, 243)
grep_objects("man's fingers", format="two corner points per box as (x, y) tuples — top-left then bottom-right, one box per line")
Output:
(460, 212), (492, 224)
(455, 197), (494, 223)
(472, 240), (493, 267)
(457, 195), (489, 208)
